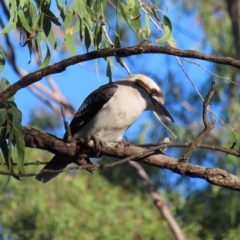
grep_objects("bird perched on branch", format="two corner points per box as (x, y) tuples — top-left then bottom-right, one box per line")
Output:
(36, 74), (174, 183)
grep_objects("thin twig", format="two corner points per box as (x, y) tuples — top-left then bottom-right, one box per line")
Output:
(183, 58), (240, 87)
(102, 23), (114, 47)
(61, 107), (72, 142)
(0, 160), (48, 166)
(138, 1), (164, 33)
(119, 60), (132, 75)
(180, 82), (216, 163)
(176, 56), (204, 101)
(153, 112), (177, 139)
(177, 56), (239, 133)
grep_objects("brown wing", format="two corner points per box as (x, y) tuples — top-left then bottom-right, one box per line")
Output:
(64, 84), (118, 139)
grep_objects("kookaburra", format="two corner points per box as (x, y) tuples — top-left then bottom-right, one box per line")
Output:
(36, 74), (174, 183)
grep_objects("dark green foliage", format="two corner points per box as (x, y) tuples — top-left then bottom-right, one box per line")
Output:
(0, 151), (175, 240)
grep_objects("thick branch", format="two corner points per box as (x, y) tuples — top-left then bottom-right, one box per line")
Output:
(226, 0), (240, 60)
(0, 45), (240, 104)
(18, 126), (240, 191)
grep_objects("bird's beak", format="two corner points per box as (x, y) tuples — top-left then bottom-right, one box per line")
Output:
(153, 100), (174, 122)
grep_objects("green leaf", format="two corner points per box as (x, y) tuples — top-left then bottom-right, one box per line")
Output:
(43, 17), (57, 49)
(154, 15), (173, 44)
(79, 17), (84, 41)
(145, 13), (151, 37)
(1, 1), (17, 35)
(0, 106), (7, 127)
(0, 77), (25, 175)
(35, 33), (42, 62)
(119, 2), (136, 34)
(115, 24), (123, 64)
(130, 6), (141, 36)
(106, 58), (112, 83)
(85, 4), (96, 22)
(18, 9), (32, 33)
(94, 22), (102, 48)
(65, 29), (77, 56)
(96, 0), (108, 19)
(39, 1), (61, 26)
(126, 0), (135, 9)
(72, 18), (81, 34)
(0, 139), (13, 172)
(0, 49), (5, 74)
(15, 130), (25, 173)
(64, 9), (77, 55)
(85, 25), (92, 52)
(0, 21), (15, 35)
(95, 59), (100, 81)
(39, 44), (51, 69)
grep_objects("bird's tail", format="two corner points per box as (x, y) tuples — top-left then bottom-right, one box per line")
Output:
(35, 155), (70, 183)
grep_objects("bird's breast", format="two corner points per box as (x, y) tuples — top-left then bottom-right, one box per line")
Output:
(73, 85), (148, 142)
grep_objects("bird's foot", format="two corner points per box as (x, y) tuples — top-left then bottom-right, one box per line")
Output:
(91, 134), (103, 157)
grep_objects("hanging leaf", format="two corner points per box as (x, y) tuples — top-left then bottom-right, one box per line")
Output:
(39, 42), (51, 69)
(119, 2), (136, 34)
(64, 9), (77, 55)
(18, 9), (32, 33)
(1, 1), (17, 35)
(94, 22), (102, 48)
(0, 139), (13, 173)
(0, 77), (25, 175)
(85, 5), (96, 22)
(145, 13), (151, 37)
(72, 18), (81, 34)
(154, 15), (173, 44)
(96, 0), (108, 19)
(0, 21), (15, 35)
(0, 49), (5, 74)
(130, 6), (141, 35)
(106, 58), (112, 83)
(15, 130), (25, 173)
(35, 34), (42, 63)
(56, 0), (65, 21)
(43, 17), (57, 49)
(85, 25), (92, 52)
(95, 59), (100, 81)
(36, 0), (61, 26)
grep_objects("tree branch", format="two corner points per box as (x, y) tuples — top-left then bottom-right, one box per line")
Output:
(10, 126), (240, 191)
(129, 161), (186, 240)
(0, 45), (240, 104)
(181, 81), (216, 163)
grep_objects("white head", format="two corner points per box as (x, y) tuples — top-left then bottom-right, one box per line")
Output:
(120, 74), (174, 122)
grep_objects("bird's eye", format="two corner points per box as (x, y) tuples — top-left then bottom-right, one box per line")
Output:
(150, 88), (158, 96)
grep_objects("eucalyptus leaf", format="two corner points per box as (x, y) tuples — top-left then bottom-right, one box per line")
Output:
(0, 49), (5, 74)
(154, 15), (173, 44)
(119, 2), (136, 34)
(106, 58), (112, 83)
(39, 44), (51, 69)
